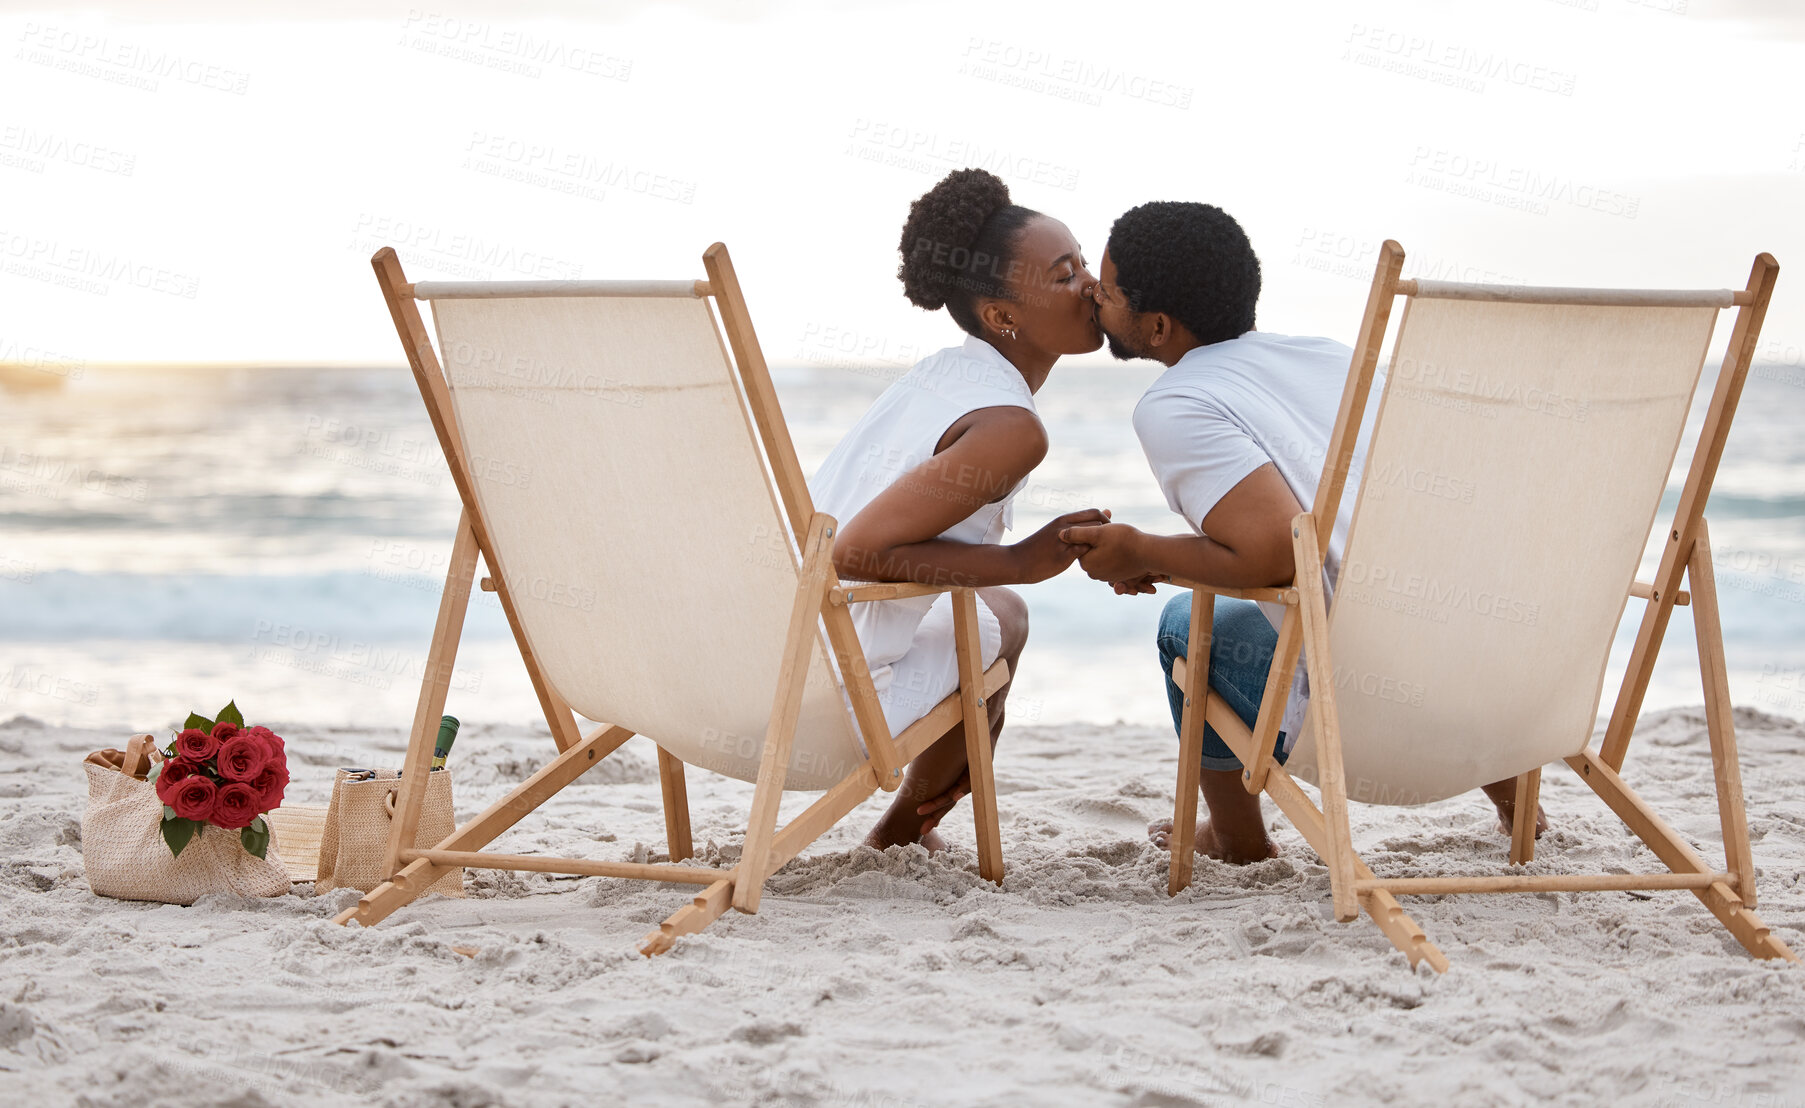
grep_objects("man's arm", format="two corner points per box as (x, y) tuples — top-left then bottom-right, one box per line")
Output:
(1060, 462), (1302, 588)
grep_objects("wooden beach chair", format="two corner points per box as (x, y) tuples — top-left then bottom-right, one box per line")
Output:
(1165, 243), (1796, 972)
(336, 245), (1010, 954)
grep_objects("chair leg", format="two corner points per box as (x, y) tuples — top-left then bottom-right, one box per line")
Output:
(1566, 750), (1795, 962)
(641, 879), (733, 956)
(1687, 522), (1757, 908)
(1242, 606), (1302, 795)
(1510, 768), (1541, 865)
(1291, 517), (1360, 923)
(657, 747), (693, 863)
(733, 513), (834, 915)
(1201, 694), (1450, 971)
(952, 589), (1003, 884)
(963, 726), (1004, 885)
(384, 508), (480, 881)
(339, 724), (634, 928)
(1169, 590), (1213, 896)
(1169, 688), (1204, 897)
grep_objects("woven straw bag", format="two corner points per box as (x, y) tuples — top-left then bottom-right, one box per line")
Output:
(81, 742), (290, 904)
(315, 768), (463, 898)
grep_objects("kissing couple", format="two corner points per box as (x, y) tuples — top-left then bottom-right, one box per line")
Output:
(810, 168), (1544, 866)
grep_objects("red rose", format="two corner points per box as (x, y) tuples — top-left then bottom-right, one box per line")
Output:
(215, 735), (269, 782)
(245, 725), (286, 768)
(174, 728), (218, 762)
(211, 721), (240, 743)
(246, 725), (285, 758)
(170, 775), (217, 821)
(154, 758), (201, 805)
(249, 762), (287, 813)
(212, 782), (262, 830)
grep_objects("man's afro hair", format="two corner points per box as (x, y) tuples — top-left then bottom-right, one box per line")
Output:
(1107, 201), (1260, 346)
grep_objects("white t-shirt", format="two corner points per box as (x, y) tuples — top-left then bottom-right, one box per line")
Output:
(1132, 330), (1371, 742)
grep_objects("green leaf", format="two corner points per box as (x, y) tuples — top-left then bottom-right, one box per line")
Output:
(184, 712), (214, 732)
(240, 822), (269, 859)
(216, 701), (244, 728)
(162, 804), (177, 821)
(250, 815), (266, 833)
(162, 817), (199, 858)
(148, 763), (162, 786)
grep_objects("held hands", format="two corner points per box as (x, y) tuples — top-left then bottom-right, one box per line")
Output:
(1109, 572), (1169, 596)
(1010, 508), (1111, 583)
(1003, 509), (1164, 591)
(1058, 521), (1153, 585)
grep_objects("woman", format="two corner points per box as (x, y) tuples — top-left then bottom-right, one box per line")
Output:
(808, 168), (1108, 852)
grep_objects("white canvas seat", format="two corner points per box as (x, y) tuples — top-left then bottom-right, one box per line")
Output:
(1286, 296), (1718, 804)
(431, 293), (863, 790)
(1164, 243), (1795, 971)
(336, 245), (1011, 954)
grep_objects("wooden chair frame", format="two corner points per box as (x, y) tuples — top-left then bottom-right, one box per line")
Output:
(334, 244), (1009, 955)
(1165, 242), (1796, 972)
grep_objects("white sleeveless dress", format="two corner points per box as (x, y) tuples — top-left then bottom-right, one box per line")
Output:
(808, 335), (1036, 735)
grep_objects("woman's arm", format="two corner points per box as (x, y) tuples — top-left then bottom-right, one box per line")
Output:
(832, 406), (1107, 588)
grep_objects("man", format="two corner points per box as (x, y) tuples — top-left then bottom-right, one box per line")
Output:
(1061, 201), (1543, 863)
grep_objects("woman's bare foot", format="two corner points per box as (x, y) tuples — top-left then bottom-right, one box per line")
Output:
(861, 820), (948, 853)
(862, 819), (911, 851)
(1147, 819), (1279, 865)
(1480, 779), (1549, 838)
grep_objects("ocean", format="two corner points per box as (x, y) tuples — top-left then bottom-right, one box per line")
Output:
(3, 355), (1803, 740)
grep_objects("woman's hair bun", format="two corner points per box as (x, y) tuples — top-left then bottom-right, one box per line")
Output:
(897, 169), (1013, 311)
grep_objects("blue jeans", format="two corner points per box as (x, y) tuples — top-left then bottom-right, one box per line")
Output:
(1157, 592), (1288, 773)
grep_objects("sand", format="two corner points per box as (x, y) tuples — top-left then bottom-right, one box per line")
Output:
(3, 706), (1803, 1107)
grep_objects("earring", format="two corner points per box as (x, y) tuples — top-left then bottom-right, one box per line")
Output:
(1001, 327), (1017, 340)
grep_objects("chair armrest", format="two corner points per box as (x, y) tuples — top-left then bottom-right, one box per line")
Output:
(1629, 580), (1690, 606)
(829, 581), (967, 606)
(1165, 577), (1299, 605)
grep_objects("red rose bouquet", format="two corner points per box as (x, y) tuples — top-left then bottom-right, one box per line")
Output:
(150, 700), (288, 859)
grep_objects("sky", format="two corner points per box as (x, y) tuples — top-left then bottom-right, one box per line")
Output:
(2, 0), (1802, 371)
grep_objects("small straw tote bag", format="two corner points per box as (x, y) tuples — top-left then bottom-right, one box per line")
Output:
(315, 767), (464, 898)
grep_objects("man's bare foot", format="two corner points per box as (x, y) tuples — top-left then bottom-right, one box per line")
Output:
(1490, 801), (1549, 838)
(1479, 780), (1549, 838)
(1147, 819), (1279, 865)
